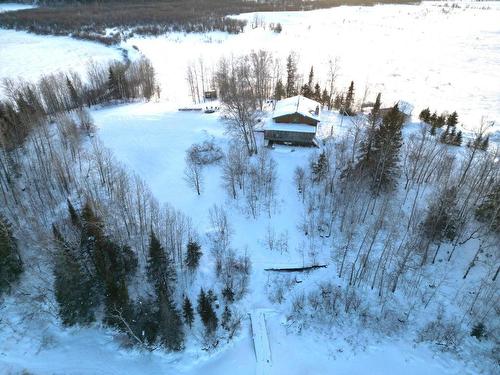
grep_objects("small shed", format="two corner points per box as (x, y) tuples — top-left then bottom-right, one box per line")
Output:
(204, 90), (218, 100)
(380, 100), (414, 122)
(264, 95), (320, 147)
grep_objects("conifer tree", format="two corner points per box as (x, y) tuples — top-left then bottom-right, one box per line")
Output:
(470, 322), (486, 340)
(370, 104), (405, 193)
(453, 130), (463, 146)
(333, 93), (344, 110)
(419, 107), (431, 123)
(300, 83), (312, 99)
(0, 215), (23, 296)
(221, 305), (232, 331)
(147, 231), (175, 294)
(197, 288), (218, 336)
(481, 136), (489, 151)
(343, 81), (355, 115)
(274, 79), (285, 100)
(183, 296), (195, 328)
(53, 228), (97, 326)
(66, 77), (81, 109)
(157, 284), (184, 351)
(314, 83), (321, 102)
(185, 240), (202, 272)
(285, 54), (297, 98)
(307, 66), (314, 89)
(321, 88), (330, 108)
(446, 111), (458, 127)
(358, 93), (382, 164)
(311, 152), (328, 182)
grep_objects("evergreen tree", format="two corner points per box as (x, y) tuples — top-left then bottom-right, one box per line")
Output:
(446, 111), (458, 127)
(53, 232), (97, 326)
(429, 111), (438, 126)
(453, 130), (463, 146)
(439, 126), (449, 144)
(274, 79), (285, 100)
(357, 93), (382, 166)
(0, 215), (23, 296)
(129, 299), (159, 346)
(221, 305), (232, 331)
(419, 107), (431, 123)
(285, 54), (297, 98)
(311, 152), (328, 182)
(313, 83), (321, 102)
(182, 296), (195, 328)
(343, 81), (355, 115)
(307, 66), (314, 89)
(66, 76), (81, 109)
(147, 231), (175, 294)
(185, 240), (202, 272)
(300, 83), (312, 99)
(435, 114), (446, 128)
(333, 93), (343, 110)
(470, 322), (486, 340)
(157, 284), (184, 351)
(197, 288), (218, 336)
(321, 88), (330, 108)
(370, 104), (405, 192)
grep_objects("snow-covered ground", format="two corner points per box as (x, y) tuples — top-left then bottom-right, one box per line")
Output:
(0, 1), (498, 374)
(124, 1), (500, 133)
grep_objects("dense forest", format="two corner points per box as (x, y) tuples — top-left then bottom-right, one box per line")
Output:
(0, 0), (417, 44)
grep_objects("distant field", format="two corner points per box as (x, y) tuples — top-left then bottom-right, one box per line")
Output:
(0, 0), (418, 43)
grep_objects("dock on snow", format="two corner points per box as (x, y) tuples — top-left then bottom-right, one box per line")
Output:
(249, 310), (272, 373)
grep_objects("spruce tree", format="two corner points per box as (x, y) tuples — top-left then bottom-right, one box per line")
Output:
(147, 231), (175, 294)
(453, 130), (463, 146)
(285, 54), (297, 98)
(321, 88), (330, 108)
(480, 136), (489, 151)
(470, 322), (486, 340)
(185, 240), (202, 272)
(370, 104), (405, 193)
(157, 284), (184, 351)
(221, 305), (232, 331)
(314, 83), (321, 102)
(343, 81), (355, 115)
(311, 152), (328, 182)
(307, 66), (314, 89)
(274, 79), (285, 101)
(419, 108), (431, 123)
(0, 215), (23, 296)
(333, 94), (343, 110)
(475, 183), (499, 233)
(53, 239), (97, 326)
(359, 93), (382, 164)
(183, 296), (195, 328)
(66, 77), (81, 109)
(446, 111), (458, 127)
(197, 288), (218, 336)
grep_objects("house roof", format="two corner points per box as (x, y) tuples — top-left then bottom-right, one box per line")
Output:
(263, 122), (317, 134)
(272, 95), (321, 122)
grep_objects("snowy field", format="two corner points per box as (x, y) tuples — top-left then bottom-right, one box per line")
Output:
(0, 1), (498, 374)
(0, 3), (122, 95)
(124, 1), (500, 133)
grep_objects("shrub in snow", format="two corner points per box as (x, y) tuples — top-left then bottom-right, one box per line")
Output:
(470, 322), (486, 340)
(187, 140), (224, 166)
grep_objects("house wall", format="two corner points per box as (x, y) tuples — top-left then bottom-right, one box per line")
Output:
(264, 130), (317, 146)
(273, 113), (318, 126)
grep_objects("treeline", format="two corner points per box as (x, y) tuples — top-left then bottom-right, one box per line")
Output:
(0, 57), (157, 150)
(0, 1), (417, 44)
(282, 92), (499, 360)
(0, 62), (249, 350)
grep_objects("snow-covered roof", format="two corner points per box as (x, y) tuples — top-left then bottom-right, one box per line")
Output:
(272, 95), (321, 122)
(397, 100), (414, 116)
(263, 122), (317, 134)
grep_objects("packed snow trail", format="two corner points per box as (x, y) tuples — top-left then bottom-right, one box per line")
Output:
(249, 310), (272, 374)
